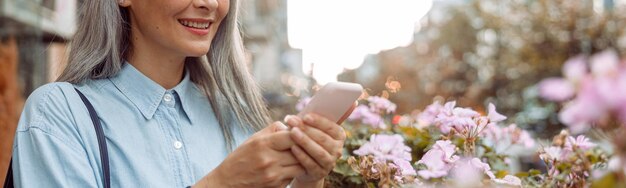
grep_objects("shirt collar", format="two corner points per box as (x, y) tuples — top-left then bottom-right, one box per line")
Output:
(109, 63), (195, 122)
(171, 69), (197, 123)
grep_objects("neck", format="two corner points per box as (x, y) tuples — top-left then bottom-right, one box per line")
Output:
(127, 30), (185, 90)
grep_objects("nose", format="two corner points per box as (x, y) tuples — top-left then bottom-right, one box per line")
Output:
(193, 0), (219, 11)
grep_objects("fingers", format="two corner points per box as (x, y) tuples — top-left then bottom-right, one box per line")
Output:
(284, 115), (303, 128)
(337, 101), (358, 124)
(280, 165), (306, 179)
(291, 145), (327, 179)
(277, 150), (300, 166)
(297, 125), (340, 156)
(258, 121), (289, 135)
(302, 114), (346, 141)
(266, 131), (295, 151)
(290, 127), (336, 169)
(273, 122), (289, 132)
(285, 114), (343, 157)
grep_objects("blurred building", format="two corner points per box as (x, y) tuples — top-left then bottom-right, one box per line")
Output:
(0, 0), (78, 184)
(1, 0), (77, 95)
(240, 0), (306, 117)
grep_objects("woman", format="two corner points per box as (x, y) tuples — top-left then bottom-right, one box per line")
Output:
(11, 0), (347, 187)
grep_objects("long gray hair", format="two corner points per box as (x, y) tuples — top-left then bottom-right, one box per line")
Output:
(58, 0), (271, 150)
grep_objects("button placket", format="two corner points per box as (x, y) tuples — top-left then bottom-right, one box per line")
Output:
(164, 93), (173, 102)
(174, 141), (183, 150)
(163, 92), (176, 108)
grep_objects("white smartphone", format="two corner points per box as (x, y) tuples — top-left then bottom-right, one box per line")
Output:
(298, 82), (363, 123)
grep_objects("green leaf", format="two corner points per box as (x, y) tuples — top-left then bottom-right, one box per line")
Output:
(515, 172), (529, 178)
(529, 169), (542, 176)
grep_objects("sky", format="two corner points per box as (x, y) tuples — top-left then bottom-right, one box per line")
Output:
(287, 0), (434, 84)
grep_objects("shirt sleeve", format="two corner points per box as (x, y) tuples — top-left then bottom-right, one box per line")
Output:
(12, 83), (99, 188)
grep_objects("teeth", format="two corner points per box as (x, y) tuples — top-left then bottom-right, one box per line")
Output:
(179, 20), (209, 29)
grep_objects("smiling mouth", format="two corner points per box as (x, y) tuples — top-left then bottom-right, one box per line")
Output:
(178, 19), (210, 29)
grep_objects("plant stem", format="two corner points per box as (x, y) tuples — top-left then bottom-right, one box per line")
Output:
(464, 137), (476, 157)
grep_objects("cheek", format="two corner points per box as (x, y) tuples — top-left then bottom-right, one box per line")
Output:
(218, 0), (230, 19)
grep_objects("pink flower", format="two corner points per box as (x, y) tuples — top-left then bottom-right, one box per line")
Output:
(565, 135), (596, 151)
(482, 124), (504, 143)
(393, 158), (417, 176)
(467, 158), (495, 179)
(367, 96), (397, 114)
(558, 79), (606, 133)
(434, 101), (481, 134)
(416, 140), (459, 179)
(417, 101), (444, 126)
(431, 140), (459, 163)
(488, 103), (507, 123)
(482, 124), (535, 153)
(594, 75), (626, 109)
(451, 158), (495, 185)
(590, 49), (620, 76)
(348, 105), (387, 129)
(538, 78), (575, 102)
(539, 49), (626, 133)
(417, 149), (452, 179)
(347, 105), (367, 120)
(563, 55), (588, 82)
(456, 157), (522, 188)
(539, 55), (585, 102)
(451, 159), (483, 185)
(353, 134), (412, 162)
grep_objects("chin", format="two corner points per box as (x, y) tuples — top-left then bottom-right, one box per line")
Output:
(179, 42), (212, 57)
(187, 52), (209, 57)
(185, 48), (211, 57)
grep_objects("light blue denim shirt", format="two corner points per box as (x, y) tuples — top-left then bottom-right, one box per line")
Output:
(11, 63), (253, 187)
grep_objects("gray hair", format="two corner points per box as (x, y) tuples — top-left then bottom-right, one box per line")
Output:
(58, 0), (270, 150)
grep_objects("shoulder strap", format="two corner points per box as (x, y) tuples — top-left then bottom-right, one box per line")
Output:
(3, 159), (12, 188)
(3, 88), (111, 188)
(74, 88), (110, 188)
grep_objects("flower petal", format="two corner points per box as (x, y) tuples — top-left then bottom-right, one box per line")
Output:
(488, 103), (507, 123)
(538, 78), (575, 102)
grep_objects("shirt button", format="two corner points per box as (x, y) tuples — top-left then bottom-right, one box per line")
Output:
(174, 141), (183, 150)
(164, 94), (173, 102)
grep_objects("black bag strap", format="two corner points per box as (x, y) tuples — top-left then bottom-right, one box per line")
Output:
(74, 88), (111, 188)
(3, 159), (12, 188)
(2, 88), (110, 188)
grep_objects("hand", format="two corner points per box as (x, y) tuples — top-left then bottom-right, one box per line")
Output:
(194, 122), (304, 188)
(284, 114), (348, 187)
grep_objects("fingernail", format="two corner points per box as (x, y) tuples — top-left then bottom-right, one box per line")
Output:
(304, 114), (313, 122)
(283, 115), (292, 122)
(284, 115), (300, 127)
(276, 123), (288, 131)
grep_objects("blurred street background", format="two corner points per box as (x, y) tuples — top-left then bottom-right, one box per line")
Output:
(2, 0), (626, 184)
